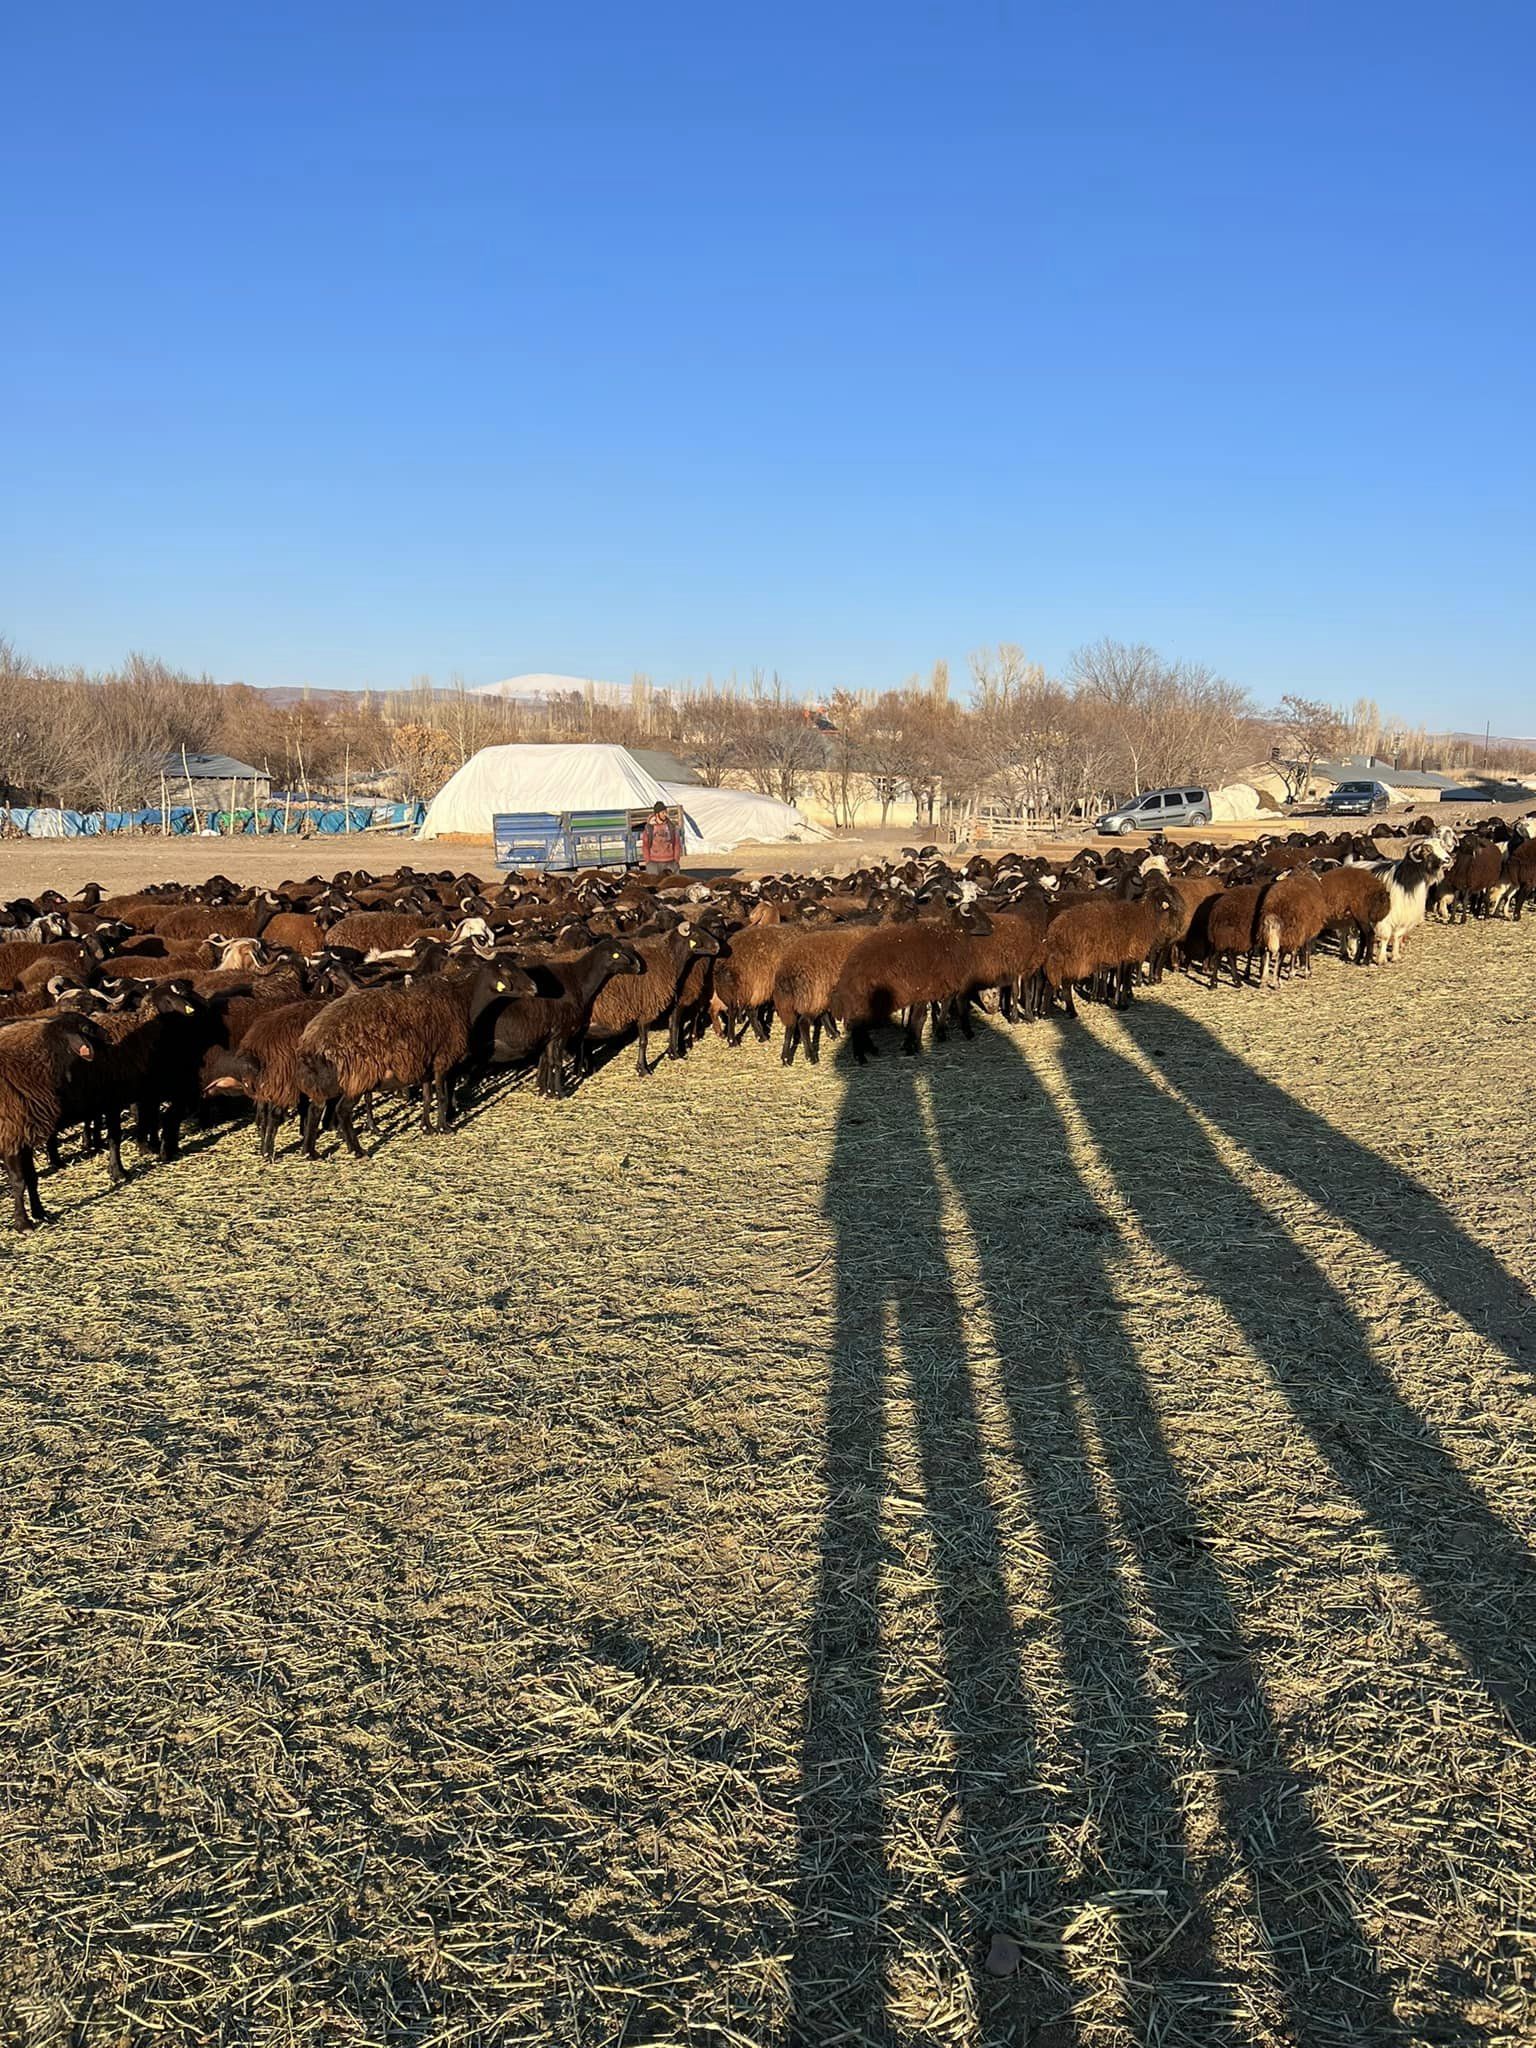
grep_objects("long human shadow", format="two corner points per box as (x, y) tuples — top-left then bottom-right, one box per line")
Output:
(1119, 1002), (1536, 1375)
(917, 1024), (1410, 2047)
(789, 1040), (1098, 2046)
(1065, 1015), (1536, 1744)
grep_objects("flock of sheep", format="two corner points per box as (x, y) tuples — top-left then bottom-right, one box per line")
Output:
(0, 812), (1528, 1230)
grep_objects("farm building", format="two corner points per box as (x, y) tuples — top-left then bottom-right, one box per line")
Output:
(157, 751), (270, 804)
(415, 742), (821, 852)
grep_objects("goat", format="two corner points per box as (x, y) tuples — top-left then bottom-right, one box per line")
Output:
(1354, 842), (1448, 962)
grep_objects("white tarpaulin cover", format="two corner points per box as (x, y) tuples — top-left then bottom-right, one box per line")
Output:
(660, 783), (824, 852)
(416, 744), (822, 852)
(417, 744), (704, 845)
(1210, 781), (1276, 822)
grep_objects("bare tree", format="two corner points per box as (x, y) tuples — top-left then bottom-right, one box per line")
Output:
(677, 681), (746, 786)
(737, 676), (823, 805)
(1272, 695), (1346, 802)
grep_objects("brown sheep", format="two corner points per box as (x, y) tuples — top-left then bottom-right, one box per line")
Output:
(581, 924), (724, 1077)
(203, 998), (332, 1159)
(297, 959), (533, 1155)
(1040, 880), (1180, 1016)
(1157, 873), (1223, 981)
(1442, 835), (1504, 921)
(712, 919), (824, 1044)
(0, 939), (95, 992)
(829, 903), (996, 1058)
(323, 909), (441, 956)
(260, 910), (327, 955)
(1255, 869), (1329, 986)
(153, 898), (277, 944)
(0, 1014), (104, 1228)
(772, 921), (883, 1064)
(961, 890), (1051, 1021)
(51, 981), (203, 1185)
(1315, 865), (1391, 961)
(1190, 883), (1268, 988)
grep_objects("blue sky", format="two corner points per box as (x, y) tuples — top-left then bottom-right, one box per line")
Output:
(3, 1), (1532, 725)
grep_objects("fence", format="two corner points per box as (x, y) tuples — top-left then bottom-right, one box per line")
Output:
(0, 802), (427, 840)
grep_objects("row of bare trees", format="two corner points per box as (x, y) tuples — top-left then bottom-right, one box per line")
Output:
(4, 635), (1529, 827)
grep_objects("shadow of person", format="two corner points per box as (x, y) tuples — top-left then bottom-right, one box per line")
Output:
(788, 1036), (1085, 2046)
(916, 1022), (1411, 2047)
(1062, 1014), (1536, 1745)
(1114, 1002), (1536, 1375)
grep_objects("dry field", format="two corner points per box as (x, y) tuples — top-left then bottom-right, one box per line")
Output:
(3, 913), (1536, 2045)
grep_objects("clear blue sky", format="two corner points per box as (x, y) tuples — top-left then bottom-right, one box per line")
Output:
(3, 1), (1532, 726)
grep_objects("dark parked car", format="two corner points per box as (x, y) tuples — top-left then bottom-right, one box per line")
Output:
(1324, 779), (1391, 816)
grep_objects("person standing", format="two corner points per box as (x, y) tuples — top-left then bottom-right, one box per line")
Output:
(640, 801), (684, 874)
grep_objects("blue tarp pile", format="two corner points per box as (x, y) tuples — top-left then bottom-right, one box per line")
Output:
(0, 802), (426, 839)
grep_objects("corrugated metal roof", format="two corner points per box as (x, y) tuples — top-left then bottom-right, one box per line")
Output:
(1313, 756), (1455, 789)
(157, 752), (266, 780)
(630, 749), (701, 786)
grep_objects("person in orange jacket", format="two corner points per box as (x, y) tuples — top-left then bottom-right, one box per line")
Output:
(639, 802), (684, 874)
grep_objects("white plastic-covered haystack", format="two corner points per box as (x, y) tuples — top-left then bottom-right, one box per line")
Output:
(1210, 781), (1280, 822)
(659, 783), (824, 852)
(415, 743), (821, 852)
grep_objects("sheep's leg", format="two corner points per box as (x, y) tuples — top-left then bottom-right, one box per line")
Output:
(1060, 981), (1077, 1019)
(300, 1099), (321, 1158)
(158, 1108), (182, 1162)
(954, 997), (975, 1040)
(667, 1004), (685, 1061)
(781, 1016), (799, 1066)
(1117, 964), (1134, 1008)
(6, 1154), (33, 1231)
(260, 1105), (278, 1162)
(902, 1006), (925, 1055)
(636, 1023), (651, 1076)
(546, 1035), (570, 1098)
(20, 1147), (48, 1224)
(336, 1097), (367, 1158)
(104, 1108), (125, 1187)
(435, 1073), (454, 1131)
(45, 1133), (62, 1171)
(750, 1003), (772, 1043)
(849, 1023), (876, 1064)
(928, 1002), (947, 1044)
(807, 1017), (823, 1065)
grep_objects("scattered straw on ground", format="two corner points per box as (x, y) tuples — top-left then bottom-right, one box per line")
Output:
(3, 920), (1534, 2045)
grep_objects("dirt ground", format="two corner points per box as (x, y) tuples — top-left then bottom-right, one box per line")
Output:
(3, 911), (1535, 2044)
(0, 800), (1489, 898)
